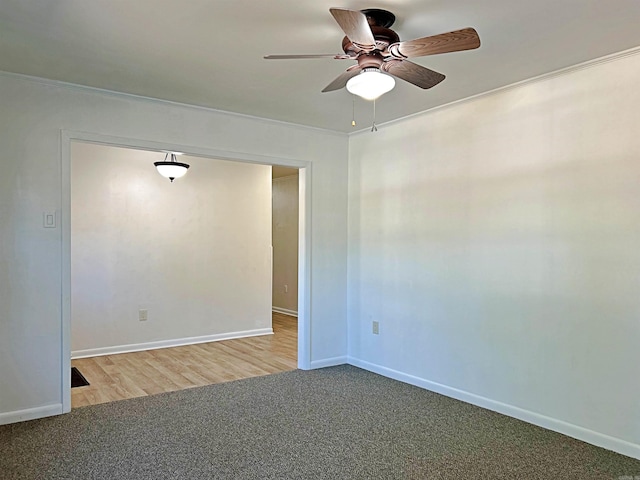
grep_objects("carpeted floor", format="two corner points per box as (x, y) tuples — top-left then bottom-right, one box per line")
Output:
(1, 365), (639, 479)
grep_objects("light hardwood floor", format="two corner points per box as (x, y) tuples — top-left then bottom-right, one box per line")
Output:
(71, 312), (297, 408)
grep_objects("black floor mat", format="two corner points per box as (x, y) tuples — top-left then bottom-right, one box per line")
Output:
(71, 367), (89, 388)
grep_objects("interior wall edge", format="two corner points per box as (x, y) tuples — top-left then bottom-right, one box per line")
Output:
(348, 357), (640, 461)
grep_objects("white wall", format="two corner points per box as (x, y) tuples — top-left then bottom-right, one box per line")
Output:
(348, 51), (640, 458)
(71, 143), (272, 354)
(0, 72), (348, 422)
(272, 174), (299, 313)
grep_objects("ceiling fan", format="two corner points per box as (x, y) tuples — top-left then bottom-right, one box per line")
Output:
(264, 8), (481, 100)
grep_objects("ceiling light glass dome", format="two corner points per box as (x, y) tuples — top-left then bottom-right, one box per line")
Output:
(154, 153), (190, 182)
(346, 68), (395, 100)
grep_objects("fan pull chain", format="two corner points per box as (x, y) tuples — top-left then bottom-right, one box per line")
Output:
(371, 99), (378, 132)
(351, 96), (356, 127)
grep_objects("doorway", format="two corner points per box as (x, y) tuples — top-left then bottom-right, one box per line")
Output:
(61, 131), (311, 412)
(272, 166), (299, 318)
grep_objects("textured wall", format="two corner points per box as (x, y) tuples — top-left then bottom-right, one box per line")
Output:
(348, 52), (640, 456)
(0, 72), (348, 421)
(71, 143), (271, 353)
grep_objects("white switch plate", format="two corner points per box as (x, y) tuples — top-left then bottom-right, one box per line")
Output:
(372, 321), (379, 335)
(139, 309), (148, 322)
(43, 211), (56, 228)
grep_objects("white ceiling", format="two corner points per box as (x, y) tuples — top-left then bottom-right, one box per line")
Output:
(1, 0), (640, 133)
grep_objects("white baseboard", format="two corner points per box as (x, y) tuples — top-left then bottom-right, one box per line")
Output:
(272, 307), (298, 317)
(310, 356), (348, 369)
(0, 403), (63, 425)
(72, 328), (273, 359)
(348, 357), (640, 461)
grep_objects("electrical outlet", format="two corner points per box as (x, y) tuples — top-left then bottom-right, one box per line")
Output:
(372, 321), (379, 335)
(139, 309), (148, 322)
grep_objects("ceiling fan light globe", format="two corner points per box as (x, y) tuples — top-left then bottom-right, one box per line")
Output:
(346, 69), (395, 100)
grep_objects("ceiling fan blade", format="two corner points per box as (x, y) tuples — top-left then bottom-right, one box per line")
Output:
(382, 60), (445, 89)
(329, 8), (376, 50)
(389, 27), (480, 59)
(322, 67), (362, 93)
(264, 54), (352, 60)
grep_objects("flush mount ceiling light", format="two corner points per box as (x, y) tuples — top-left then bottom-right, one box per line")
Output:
(154, 152), (189, 183)
(346, 68), (395, 100)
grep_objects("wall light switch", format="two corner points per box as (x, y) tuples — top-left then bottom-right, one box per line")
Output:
(139, 309), (148, 322)
(372, 321), (379, 335)
(43, 211), (56, 228)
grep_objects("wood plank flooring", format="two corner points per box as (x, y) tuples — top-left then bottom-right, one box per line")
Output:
(71, 312), (297, 408)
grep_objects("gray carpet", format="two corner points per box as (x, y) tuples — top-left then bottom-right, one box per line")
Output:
(1, 365), (639, 479)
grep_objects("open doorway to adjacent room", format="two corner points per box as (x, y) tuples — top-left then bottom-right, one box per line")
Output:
(65, 140), (306, 408)
(271, 165), (300, 351)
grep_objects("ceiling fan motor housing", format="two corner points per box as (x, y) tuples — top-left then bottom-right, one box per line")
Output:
(355, 52), (384, 69)
(341, 26), (400, 56)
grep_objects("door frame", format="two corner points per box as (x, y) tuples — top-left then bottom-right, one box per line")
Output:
(60, 130), (312, 413)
